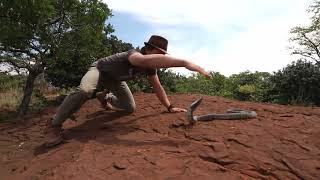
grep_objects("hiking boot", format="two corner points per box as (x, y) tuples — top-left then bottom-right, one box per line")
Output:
(44, 120), (64, 147)
(97, 92), (113, 110)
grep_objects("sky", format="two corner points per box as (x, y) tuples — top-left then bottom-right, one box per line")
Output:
(103, 0), (313, 76)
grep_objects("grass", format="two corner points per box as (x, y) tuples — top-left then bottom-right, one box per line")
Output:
(0, 87), (23, 110)
(0, 111), (18, 122)
(0, 84), (63, 122)
(0, 87), (21, 122)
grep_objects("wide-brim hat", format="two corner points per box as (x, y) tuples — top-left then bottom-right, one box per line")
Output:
(144, 35), (168, 54)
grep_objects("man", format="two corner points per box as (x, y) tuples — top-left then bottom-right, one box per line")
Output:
(45, 35), (211, 147)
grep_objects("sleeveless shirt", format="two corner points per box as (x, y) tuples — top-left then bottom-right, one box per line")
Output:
(93, 49), (157, 81)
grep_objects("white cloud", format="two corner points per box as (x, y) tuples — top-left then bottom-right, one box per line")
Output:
(104, 0), (312, 76)
(212, 17), (300, 75)
(105, 0), (310, 29)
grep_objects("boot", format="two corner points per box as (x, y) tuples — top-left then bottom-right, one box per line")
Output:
(97, 91), (113, 110)
(44, 120), (64, 147)
(52, 90), (89, 126)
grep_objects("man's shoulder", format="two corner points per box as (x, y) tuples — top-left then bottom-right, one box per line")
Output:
(97, 49), (138, 61)
(110, 49), (141, 59)
(127, 49), (140, 57)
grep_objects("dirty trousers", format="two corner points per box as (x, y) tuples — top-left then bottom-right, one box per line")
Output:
(51, 66), (136, 126)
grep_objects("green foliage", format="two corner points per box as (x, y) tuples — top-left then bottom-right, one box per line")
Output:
(127, 76), (152, 93)
(176, 72), (226, 96)
(1, 0), (319, 114)
(238, 84), (256, 101)
(0, 73), (25, 91)
(157, 69), (183, 93)
(289, 0), (320, 64)
(269, 60), (320, 105)
(0, 73), (51, 110)
(1, 0), (113, 87)
(46, 24), (135, 88)
(0, 111), (18, 123)
(126, 0), (319, 107)
(103, 35), (134, 55)
(174, 71), (271, 102)
(30, 89), (48, 111)
(0, 73), (24, 109)
(43, 0), (114, 88)
(226, 71), (272, 102)
(0, 0), (114, 114)
(127, 68), (183, 93)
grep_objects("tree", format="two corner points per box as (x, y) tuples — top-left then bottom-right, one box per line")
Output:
(0, 0), (112, 115)
(46, 33), (136, 88)
(290, 0), (320, 64)
(282, 0), (320, 105)
(269, 60), (320, 105)
(103, 35), (134, 55)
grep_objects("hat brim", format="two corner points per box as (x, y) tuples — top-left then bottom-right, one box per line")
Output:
(144, 42), (168, 54)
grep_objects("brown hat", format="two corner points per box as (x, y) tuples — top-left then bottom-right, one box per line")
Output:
(144, 35), (168, 54)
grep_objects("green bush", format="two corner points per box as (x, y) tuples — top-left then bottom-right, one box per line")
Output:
(270, 60), (320, 105)
(127, 68), (183, 93)
(222, 71), (272, 102)
(238, 84), (256, 101)
(175, 72), (227, 96)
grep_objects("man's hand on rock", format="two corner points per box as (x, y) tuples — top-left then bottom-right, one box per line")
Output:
(169, 107), (187, 113)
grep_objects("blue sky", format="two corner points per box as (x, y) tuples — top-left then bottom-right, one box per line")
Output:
(104, 0), (312, 76)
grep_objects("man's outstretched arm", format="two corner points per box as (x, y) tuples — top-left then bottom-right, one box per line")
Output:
(129, 53), (212, 79)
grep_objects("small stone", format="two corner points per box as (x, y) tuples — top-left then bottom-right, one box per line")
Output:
(113, 160), (128, 170)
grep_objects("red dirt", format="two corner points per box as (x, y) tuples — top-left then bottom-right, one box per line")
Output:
(1, 92), (320, 180)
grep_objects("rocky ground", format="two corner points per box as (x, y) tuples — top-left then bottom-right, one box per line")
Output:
(0, 92), (320, 180)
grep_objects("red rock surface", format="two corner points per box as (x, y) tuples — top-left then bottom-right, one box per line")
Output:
(1, 92), (320, 180)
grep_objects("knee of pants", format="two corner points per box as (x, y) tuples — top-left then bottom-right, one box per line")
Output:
(124, 103), (136, 114)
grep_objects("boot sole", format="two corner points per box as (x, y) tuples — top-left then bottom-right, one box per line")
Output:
(44, 138), (64, 148)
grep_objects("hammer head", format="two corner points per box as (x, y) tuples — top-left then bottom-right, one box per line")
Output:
(187, 97), (203, 123)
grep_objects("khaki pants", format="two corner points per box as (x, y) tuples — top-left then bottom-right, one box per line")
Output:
(52, 66), (136, 126)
